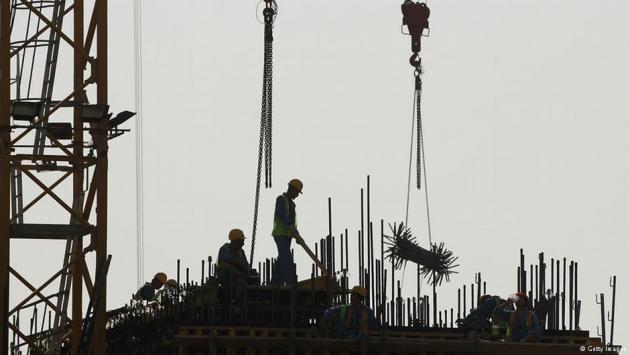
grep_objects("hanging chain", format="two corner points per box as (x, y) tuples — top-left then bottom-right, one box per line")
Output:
(415, 69), (422, 189)
(250, 0), (276, 266)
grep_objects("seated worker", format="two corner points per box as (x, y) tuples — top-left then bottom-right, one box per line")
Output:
(493, 292), (542, 342)
(320, 286), (379, 340)
(134, 272), (167, 302)
(217, 229), (250, 299)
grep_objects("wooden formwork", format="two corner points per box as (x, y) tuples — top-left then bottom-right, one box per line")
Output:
(173, 325), (610, 355)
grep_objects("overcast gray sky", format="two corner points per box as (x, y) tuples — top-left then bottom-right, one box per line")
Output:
(9, 0), (630, 347)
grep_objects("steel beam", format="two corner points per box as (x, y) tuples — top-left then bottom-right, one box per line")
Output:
(72, 0), (85, 352)
(94, 0), (108, 352)
(1, 1), (12, 354)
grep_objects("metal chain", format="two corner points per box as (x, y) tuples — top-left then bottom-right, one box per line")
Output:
(415, 71), (422, 189)
(264, 40), (273, 189)
(250, 3), (275, 265)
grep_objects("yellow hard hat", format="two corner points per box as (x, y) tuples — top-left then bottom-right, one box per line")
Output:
(166, 279), (178, 288)
(288, 179), (303, 193)
(154, 272), (167, 284)
(351, 285), (367, 298)
(229, 228), (245, 241)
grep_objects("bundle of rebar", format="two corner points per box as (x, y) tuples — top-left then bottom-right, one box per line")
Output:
(384, 222), (458, 286)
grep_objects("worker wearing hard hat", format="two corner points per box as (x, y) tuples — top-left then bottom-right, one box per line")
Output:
(319, 286), (379, 340)
(217, 228), (251, 303)
(270, 178), (304, 285)
(134, 272), (167, 302)
(492, 292), (542, 342)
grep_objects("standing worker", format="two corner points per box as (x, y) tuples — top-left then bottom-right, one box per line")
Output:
(271, 178), (304, 285)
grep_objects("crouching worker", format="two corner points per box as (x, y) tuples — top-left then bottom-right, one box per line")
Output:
(493, 292), (542, 342)
(459, 294), (501, 332)
(217, 229), (251, 301)
(134, 272), (167, 302)
(320, 286), (379, 342)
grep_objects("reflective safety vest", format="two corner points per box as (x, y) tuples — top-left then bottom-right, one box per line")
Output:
(272, 194), (297, 237)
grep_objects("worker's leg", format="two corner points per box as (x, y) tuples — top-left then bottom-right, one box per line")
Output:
(271, 235), (293, 285)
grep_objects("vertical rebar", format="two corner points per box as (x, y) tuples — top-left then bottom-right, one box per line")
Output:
(575, 262), (579, 329)
(457, 288), (461, 322)
(551, 258), (555, 295)
(556, 259), (560, 330)
(340, 233), (344, 276)
(609, 275), (616, 346)
(562, 258), (566, 330)
(177, 259), (181, 287)
(360, 189), (364, 286)
(357, 231), (362, 286)
(202, 259), (205, 285)
(597, 293), (606, 346)
(535, 264), (539, 304)
(539, 252), (545, 301)
(519, 249), (527, 293)
(463, 284), (467, 318)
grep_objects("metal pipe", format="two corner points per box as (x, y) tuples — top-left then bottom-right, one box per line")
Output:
(569, 261), (573, 330)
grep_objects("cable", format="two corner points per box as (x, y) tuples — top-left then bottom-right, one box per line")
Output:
(134, 0), (144, 288)
(418, 90), (433, 246)
(405, 86), (416, 226)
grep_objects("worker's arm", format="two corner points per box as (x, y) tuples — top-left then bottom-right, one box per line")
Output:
(492, 300), (512, 322)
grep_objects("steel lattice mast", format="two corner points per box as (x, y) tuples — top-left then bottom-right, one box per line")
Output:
(0, 0), (119, 353)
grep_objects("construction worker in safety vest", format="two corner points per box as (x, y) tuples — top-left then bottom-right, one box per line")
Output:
(319, 286), (379, 340)
(270, 179), (304, 285)
(134, 272), (167, 302)
(492, 292), (542, 342)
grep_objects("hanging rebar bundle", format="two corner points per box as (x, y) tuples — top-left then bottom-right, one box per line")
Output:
(384, 223), (458, 286)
